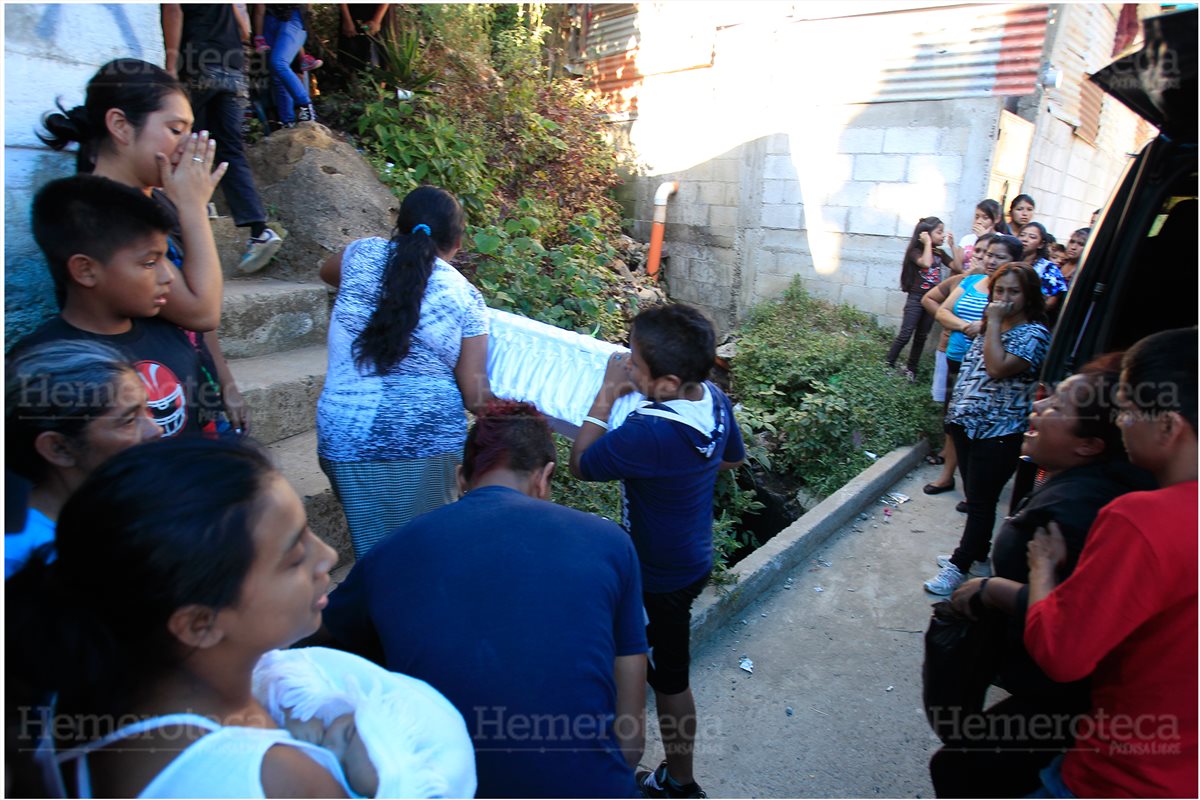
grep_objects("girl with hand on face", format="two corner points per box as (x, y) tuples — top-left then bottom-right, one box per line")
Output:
(924, 263), (1050, 596)
(1007, 193), (1036, 237)
(4, 341), (161, 579)
(886, 217), (951, 381)
(6, 438), (355, 798)
(1018, 221), (1069, 315)
(39, 59), (249, 434)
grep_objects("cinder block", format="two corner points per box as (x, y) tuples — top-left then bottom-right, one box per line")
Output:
(839, 284), (889, 316)
(748, 249), (777, 276)
(866, 263), (899, 290)
(761, 228), (810, 253)
(709, 205), (739, 229)
(754, 272), (795, 301)
(886, 290), (909, 317)
(907, 154), (963, 184)
(939, 126), (971, 153)
(838, 128), (884, 154)
(712, 159), (739, 183)
(827, 181), (874, 208)
(837, 262), (868, 287)
(765, 132), (792, 155)
(761, 204), (802, 230)
(883, 127), (941, 154)
(774, 251), (812, 278)
(699, 181), (736, 206)
(817, 206), (849, 233)
(852, 154), (907, 182)
(801, 278), (841, 304)
(764, 153), (799, 180)
(846, 206), (900, 237)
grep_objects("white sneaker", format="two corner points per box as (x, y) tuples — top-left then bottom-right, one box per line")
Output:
(238, 228), (283, 274)
(936, 555), (991, 577)
(924, 563), (966, 595)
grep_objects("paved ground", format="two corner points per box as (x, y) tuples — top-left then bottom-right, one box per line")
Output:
(638, 459), (1014, 798)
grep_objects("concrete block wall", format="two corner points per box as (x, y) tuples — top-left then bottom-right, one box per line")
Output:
(4, 4), (165, 345)
(626, 96), (1001, 335)
(1022, 95), (1152, 242)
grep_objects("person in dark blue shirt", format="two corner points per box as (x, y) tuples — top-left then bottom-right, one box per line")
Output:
(570, 304), (745, 799)
(322, 400), (648, 798)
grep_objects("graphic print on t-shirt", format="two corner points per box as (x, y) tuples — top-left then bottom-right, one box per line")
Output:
(136, 360), (187, 438)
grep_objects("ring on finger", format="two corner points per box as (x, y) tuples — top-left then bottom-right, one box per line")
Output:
(192, 156), (205, 162)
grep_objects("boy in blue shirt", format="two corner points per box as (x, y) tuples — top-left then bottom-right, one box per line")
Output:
(571, 304), (745, 799)
(10, 175), (213, 438)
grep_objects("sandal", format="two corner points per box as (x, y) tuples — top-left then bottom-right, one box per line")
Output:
(924, 453), (946, 466)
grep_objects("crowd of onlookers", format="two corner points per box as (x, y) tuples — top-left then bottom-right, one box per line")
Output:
(4, 12), (1196, 799)
(884, 197), (1196, 797)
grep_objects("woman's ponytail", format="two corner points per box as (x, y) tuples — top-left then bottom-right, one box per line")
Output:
(353, 187), (466, 375)
(38, 101), (99, 173)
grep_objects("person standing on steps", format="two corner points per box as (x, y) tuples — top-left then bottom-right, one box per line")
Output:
(162, 3), (284, 274)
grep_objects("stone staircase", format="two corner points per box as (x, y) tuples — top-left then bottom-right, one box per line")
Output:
(211, 217), (352, 576)
(205, 124), (401, 579)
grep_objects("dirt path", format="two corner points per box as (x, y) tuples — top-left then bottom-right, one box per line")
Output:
(639, 461), (1013, 798)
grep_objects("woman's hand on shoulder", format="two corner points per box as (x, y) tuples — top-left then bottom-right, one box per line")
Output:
(261, 742), (349, 798)
(158, 132), (228, 211)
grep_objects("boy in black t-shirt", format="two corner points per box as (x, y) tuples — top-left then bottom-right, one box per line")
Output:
(10, 175), (213, 438)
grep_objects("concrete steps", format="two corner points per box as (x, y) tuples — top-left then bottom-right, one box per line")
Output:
(219, 278), (332, 359)
(217, 274), (353, 572)
(266, 429), (354, 569)
(228, 343), (327, 446)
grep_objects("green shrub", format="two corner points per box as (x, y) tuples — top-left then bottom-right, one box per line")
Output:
(467, 198), (628, 340)
(732, 279), (942, 497)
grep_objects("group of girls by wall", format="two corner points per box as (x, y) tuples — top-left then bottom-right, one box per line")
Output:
(887, 191), (1096, 596)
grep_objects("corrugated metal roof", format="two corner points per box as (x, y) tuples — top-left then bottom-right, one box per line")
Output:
(583, 3), (1051, 113)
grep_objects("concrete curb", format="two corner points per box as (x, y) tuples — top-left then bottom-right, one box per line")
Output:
(690, 439), (932, 650)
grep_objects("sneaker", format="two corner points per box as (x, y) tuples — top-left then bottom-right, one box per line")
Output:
(935, 555), (991, 577)
(238, 228), (283, 274)
(300, 54), (323, 72)
(636, 761), (706, 798)
(924, 563), (966, 596)
(297, 103), (317, 123)
(253, 35), (270, 53)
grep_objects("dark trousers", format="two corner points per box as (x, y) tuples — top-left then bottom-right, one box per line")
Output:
(188, 86), (267, 228)
(886, 290), (935, 372)
(929, 694), (1074, 798)
(947, 424), (1024, 570)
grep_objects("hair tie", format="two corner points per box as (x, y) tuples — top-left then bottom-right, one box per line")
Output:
(411, 224), (431, 236)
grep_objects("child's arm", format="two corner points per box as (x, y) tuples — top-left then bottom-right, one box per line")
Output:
(156, 134), (228, 333)
(569, 353), (636, 479)
(204, 331), (248, 433)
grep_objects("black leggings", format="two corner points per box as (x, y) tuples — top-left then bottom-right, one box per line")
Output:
(886, 290), (935, 372)
(946, 424), (1024, 571)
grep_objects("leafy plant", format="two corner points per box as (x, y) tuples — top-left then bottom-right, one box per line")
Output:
(732, 279), (942, 498)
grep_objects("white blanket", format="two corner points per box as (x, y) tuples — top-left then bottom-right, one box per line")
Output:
(252, 647), (476, 799)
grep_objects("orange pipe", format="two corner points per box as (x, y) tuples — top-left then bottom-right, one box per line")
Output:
(645, 181), (679, 279)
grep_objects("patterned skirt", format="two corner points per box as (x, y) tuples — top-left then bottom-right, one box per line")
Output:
(319, 453), (459, 559)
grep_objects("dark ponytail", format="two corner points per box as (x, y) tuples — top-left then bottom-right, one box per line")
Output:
(353, 186), (466, 375)
(38, 58), (185, 173)
(5, 438), (273, 720)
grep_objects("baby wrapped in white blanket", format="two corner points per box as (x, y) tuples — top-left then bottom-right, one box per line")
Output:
(252, 647), (476, 798)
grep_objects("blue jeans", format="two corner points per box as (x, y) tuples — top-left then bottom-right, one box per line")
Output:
(1027, 755), (1076, 798)
(263, 9), (310, 123)
(188, 83), (267, 228)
